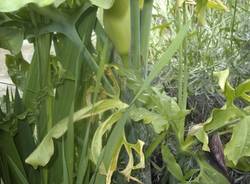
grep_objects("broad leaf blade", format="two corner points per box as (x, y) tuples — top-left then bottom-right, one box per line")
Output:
(224, 116), (250, 165)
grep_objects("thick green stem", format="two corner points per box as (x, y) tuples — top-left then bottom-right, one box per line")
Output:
(140, 0), (153, 78)
(230, 0), (238, 50)
(130, 0), (141, 70)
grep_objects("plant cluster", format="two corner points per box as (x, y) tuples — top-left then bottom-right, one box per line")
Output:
(0, 0), (250, 184)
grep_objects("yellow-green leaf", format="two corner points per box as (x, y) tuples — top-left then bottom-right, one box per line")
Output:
(224, 116), (250, 165)
(25, 99), (128, 169)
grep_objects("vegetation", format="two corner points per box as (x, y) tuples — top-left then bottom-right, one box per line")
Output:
(0, 0), (249, 184)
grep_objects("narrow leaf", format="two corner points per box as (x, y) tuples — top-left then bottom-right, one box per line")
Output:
(132, 23), (189, 103)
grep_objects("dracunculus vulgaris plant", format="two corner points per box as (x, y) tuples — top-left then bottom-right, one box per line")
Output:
(1, 0), (249, 184)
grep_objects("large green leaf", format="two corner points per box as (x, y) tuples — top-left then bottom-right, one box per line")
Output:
(25, 99), (128, 169)
(161, 144), (185, 182)
(224, 116), (250, 165)
(204, 105), (242, 132)
(0, 0), (63, 12)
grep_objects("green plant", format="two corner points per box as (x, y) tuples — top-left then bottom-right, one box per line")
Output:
(0, 0), (250, 184)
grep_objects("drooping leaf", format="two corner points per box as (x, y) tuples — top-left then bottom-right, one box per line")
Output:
(0, 26), (24, 54)
(91, 111), (123, 164)
(0, 0), (64, 12)
(25, 99), (128, 169)
(94, 112), (145, 184)
(204, 105), (242, 132)
(224, 116), (250, 165)
(161, 144), (185, 182)
(120, 137), (145, 183)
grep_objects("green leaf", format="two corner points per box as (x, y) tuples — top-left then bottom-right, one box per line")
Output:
(224, 116), (250, 165)
(195, 155), (230, 184)
(189, 124), (209, 151)
(207, 0), (229, 11)
(94, 112), (145, 184)
(204, 105), (242, 132)
(214, 69), (235, 104)
(90, 0), (115, 9)
(91, 111), (123, 164)
(131, 23), (189, 103)
(161, 144), (185, 182)
(0, 0), (63, 12)
(129, 107), (169, 134)
(213, 69), (229, 92)
(25, 99), (128, 169)
(7, 156), (29, 184)
(0, 26), (24, 54)
(235, 79), (250, 102)
(196, 0), (208, 25)
(226, 157), (250, 172)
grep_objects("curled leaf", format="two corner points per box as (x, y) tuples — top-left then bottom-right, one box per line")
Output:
(91, 111), (123, 164)
(25, 99), (128, 169)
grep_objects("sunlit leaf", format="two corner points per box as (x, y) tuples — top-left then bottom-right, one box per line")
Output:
(91, 111), (123, 164)
(25, 99), (128, 169)
(213, 69), (229, 92)
(189, 124), (209, 151)
(207, 0), (229, 12)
